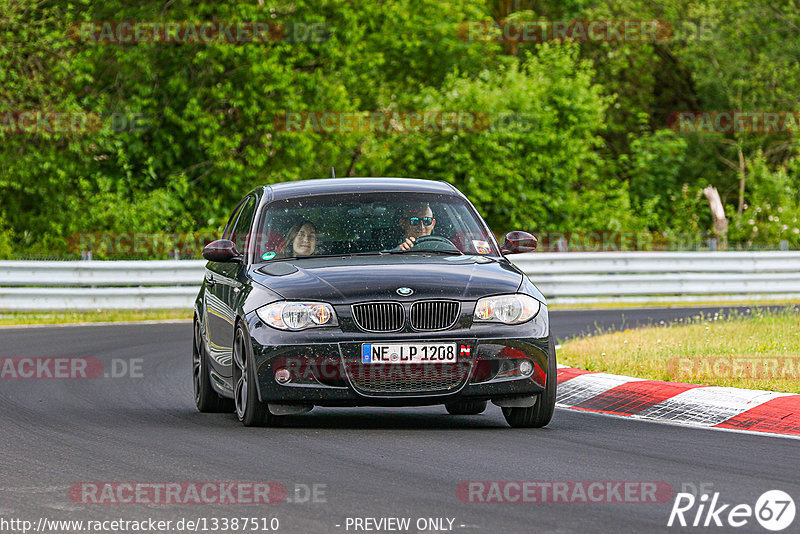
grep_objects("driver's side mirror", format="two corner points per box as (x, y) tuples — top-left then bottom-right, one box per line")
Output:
(202, 239), (242, 262)
(500, 231), (538, 255)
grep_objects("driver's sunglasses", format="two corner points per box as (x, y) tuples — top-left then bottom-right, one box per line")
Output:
(408, 217), (434, 227)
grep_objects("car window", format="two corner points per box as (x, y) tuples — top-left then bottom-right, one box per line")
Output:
(222, 198), (247, 240)
(254, 192), (498, 260)
(230, 196), (257, 256)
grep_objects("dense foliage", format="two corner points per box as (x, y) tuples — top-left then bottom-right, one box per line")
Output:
(1, 0), (798, 257)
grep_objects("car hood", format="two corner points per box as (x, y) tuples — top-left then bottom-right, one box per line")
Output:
(249, 254), (532, 304)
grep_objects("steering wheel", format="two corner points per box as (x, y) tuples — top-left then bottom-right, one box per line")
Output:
(410, 235), (459, 251)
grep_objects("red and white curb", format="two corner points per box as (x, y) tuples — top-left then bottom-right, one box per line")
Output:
(555, 365), (800, 438)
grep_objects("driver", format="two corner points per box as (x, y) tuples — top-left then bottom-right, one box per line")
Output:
(397, 202), (436, 251)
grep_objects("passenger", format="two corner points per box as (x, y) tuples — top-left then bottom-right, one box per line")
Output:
(397, 202), (436, 250)
(279, 220), (317, 257)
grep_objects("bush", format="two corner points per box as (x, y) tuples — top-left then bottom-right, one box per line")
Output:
(727, 153), (800, 248)
(0, 222), (12, 258)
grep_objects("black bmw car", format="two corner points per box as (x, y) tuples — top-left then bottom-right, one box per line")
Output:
(193, 178), (556, 428)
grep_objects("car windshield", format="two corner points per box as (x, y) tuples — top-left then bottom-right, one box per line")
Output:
(253, 192), (498, 261)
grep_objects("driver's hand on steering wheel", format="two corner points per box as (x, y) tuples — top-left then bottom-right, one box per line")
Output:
(398, 236), (416, 250)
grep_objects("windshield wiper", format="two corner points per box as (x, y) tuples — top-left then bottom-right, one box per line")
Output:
(269, 251), (386, 261)
(387, 249), (464, 255)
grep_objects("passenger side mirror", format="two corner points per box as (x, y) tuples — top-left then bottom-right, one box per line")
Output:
(202, 239), (242, 262)
(500, 231), (538, 255)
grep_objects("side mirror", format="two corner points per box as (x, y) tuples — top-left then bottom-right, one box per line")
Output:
(202, 239), (242, 263)
(500, 231), (538, 255)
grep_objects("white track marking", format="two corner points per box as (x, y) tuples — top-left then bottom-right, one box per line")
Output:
(556, 372), (646, 406)
(636, 387), (794, 426)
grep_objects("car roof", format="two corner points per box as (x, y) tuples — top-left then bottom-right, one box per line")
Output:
(260, 177), (460, 201)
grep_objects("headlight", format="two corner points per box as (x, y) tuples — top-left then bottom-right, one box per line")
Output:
(256, 301), (338, 331)
(474, 294), (541, 325)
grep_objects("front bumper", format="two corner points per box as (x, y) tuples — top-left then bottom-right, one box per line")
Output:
(245, 314), (551, 407)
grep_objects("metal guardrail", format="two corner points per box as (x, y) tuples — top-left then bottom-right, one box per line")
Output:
(1, 252), (799, 310)
(0, 260), (202, 310)
(0, 260), (204, 286)
(511, 252), (800, 302)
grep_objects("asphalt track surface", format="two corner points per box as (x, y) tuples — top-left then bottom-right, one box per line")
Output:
(1, 307), (798, 534)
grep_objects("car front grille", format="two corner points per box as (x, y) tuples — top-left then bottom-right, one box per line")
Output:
(346, 362), (471, 396)
(351, 302), (404, 332)
(351, 300), (461, 332)
(410, 300), (460, 331)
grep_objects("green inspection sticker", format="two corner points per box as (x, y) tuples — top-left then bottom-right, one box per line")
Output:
(262, 251), (276, 260)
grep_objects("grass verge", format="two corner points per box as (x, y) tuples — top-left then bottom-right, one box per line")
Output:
(0, 309), (191, 326)
(559, 307), (800, 393)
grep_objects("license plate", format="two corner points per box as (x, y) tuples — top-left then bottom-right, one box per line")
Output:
(361, 343), (458, 364)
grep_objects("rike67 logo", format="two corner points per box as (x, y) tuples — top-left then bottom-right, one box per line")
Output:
(668, 489), (796, 531)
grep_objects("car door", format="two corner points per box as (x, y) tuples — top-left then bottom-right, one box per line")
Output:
(204, 195), (257, 378)
(203, 196), (244, 375)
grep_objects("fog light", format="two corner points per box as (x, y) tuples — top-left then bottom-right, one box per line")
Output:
(519, 360), (533, 377)
(274, 368), (291, 384)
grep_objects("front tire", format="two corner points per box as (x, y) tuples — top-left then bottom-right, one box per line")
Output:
(233, 324), (279, 427)
(502, 338), (557, 428)
(193, 320), (233, 413)
(445, 399), (488, 415)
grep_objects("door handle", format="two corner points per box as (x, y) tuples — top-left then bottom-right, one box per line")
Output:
(205, 275), (216, 287)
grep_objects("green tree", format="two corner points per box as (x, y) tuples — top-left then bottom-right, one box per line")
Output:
(358, 44), (632, 233)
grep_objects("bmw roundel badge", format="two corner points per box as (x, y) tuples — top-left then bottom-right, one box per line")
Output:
(396, 287), (414, 296)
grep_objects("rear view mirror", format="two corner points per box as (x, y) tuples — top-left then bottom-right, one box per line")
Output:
(500, 231), (538, 255)
(202, 239), (242, 262)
